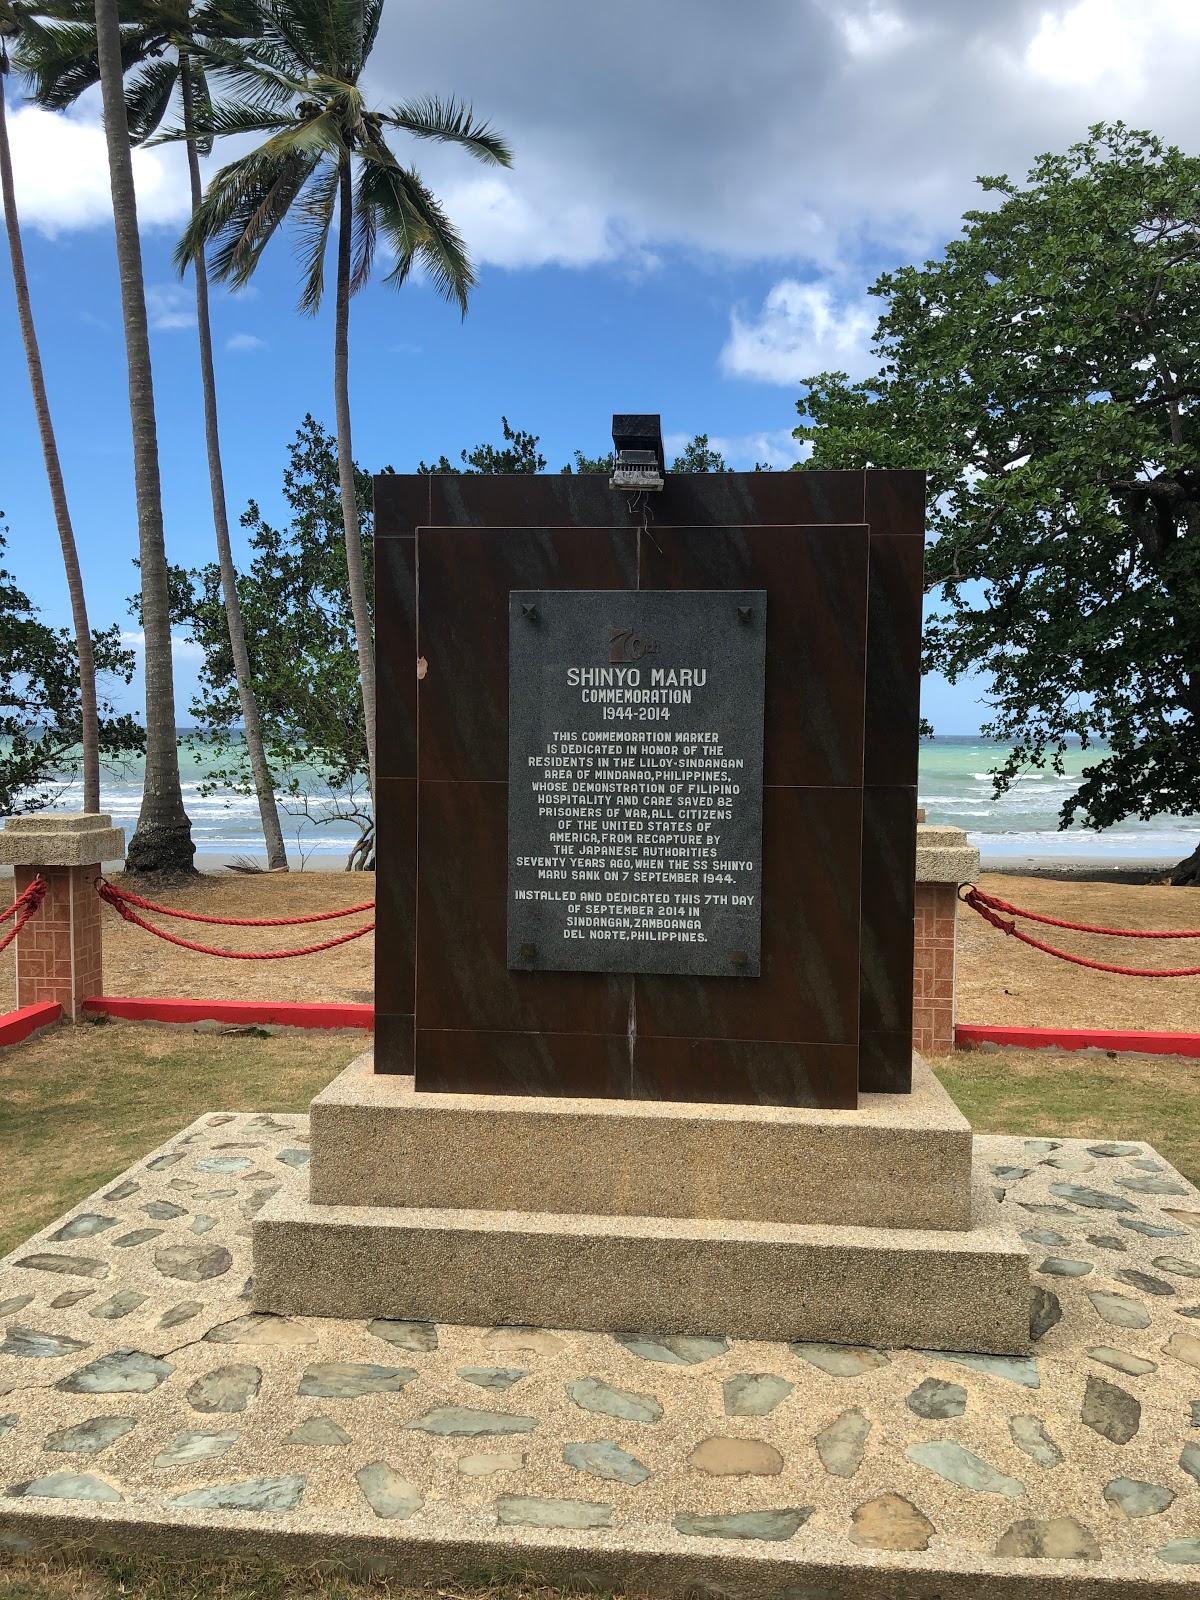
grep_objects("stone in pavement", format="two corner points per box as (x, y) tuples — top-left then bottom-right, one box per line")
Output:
(172, 1477), (305, 1513)
(563, 1440), (650, 1485)
(1160, 1540), (1200, 1565)
(995, 1516), (1100, 1560)
(90, 1291), (147, 1321)
(567, 1377), (662, 1423)
(1087, 1290), (1151, 1330)
(814, 1409), (871, 1478)
(1049, 1184), (1136, 1212)
(849, 1493), (934, 1552)
(935, 1353), (1040, 1388)
(1117, 1174), (1188, 1196)
(187, 1364), (261, 1413)
(15, 1254), (108, 1280)
(158, 1302), (202, 1330)
(1119, 1217), (1185, 1238)
(906, 1379), (966, 1420)
(43, 1417), (135, 1453)
(1087, 1347), (1157, 1377)
(486, 1327), (563, 1356)
(0, 1295), (33, 1316)
(1030, 1289), (1062, 1341)
(0, 1417), (17, 1440)
(790, 1343), (889, 1378)
(0, 1328), (88, 1360)
(286, 1417), (351, 1447)
(1104, 1478), (1175, 1517)
(458, 1367), (527, 1392)
(1009, 1415), (1062, 1469)
(1180, 1443), (1200, 1484)
(368, 1319), (437, 1352)
(906, 1440), (1024, 1497)
(143, 1201), (186, 1221)
(689, 1436), (783, 1477)
(204, 1314), (316, 1347)
(1116, 1269), (1175, 1297)
(615, 1334), (728, 1364)
(406, 1406), (538, 1437)
(114, 1230), (163, 1250)
(674, 1508), (811, 1541)
(56, 1351), (172, 1394)
(1089, 1143), (1141, 1157)
(355, 1462), (423, 1520)
(498, 1496), (612, 1530)
(1167, 1331), (1200, 1369)
(154, 1242), (233, 1282)
(1039, 1257), (1093, 1277)
(51, 1215), (116, 1241)
(1153, 1256), (1200, 1277)
(10, 1472), (121, 1503)
(1087, 1234), (1127, 1251)
(1081, 1375), (1141, 1444)
(153, 1430), (239, 1467)
(297, 1363), (417, 1398)
(724, 1373), (793, 1416)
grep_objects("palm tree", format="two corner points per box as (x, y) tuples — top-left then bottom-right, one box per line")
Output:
(170, 0), (511, 795)
(21, 0), (289, 869)
(94, 0), (193, 873)
(0, 2), (100, 811)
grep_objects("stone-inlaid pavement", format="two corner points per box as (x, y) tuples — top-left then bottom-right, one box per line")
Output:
(3, 1114), (1200, 1597)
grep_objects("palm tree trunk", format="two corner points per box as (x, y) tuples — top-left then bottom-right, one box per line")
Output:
(94, 0), (193, 874)
(180, 53), (287, 870)
(0, 60), (101, 813)
(334, 156), (376, 800)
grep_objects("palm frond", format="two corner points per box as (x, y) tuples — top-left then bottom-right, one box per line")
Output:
(349, 161), (376, 295)
(124, 55), (177, 144)
(149, 96), (290, 146)
(358, 142), (475, 312)
(293, 157), (339, 311)
(192, 34), (303, 110)
(384, 94), (511, 167)
(177, 142), (322, 285)
(15, 17), (163, 108)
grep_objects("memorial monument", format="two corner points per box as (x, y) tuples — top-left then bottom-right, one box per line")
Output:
(255, 417), (1031, 1354)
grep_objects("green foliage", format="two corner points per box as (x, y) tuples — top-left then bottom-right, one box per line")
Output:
(176, 417), (372, 822)
(418, 416), (546, 474)
(0, 518), (142, 814)
(796, 123), (1200, 837)
(671, 432), (728, 472)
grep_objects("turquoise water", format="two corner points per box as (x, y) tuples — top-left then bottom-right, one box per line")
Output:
(24, 736), (1200, 865)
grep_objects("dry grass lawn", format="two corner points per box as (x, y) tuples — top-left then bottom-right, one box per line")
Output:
(956, 871), (1200, 1030)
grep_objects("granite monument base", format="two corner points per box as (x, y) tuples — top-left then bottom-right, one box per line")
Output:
(252, 1053), (1031, 1355)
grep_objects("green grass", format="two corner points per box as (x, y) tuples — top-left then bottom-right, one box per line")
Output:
(934, 1046), (1200, 1186)
(0, 1558), (629, 1600)
(0, 1019), (361, 1258)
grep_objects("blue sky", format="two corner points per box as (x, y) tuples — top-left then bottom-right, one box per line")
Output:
(5, 0), (1200, 734)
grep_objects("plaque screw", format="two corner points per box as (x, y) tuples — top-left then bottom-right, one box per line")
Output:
(521, 602), (539, 622)
(519, 942), (538, 961)
(737, 605), (753, 624)
(731, 949), (748, 968)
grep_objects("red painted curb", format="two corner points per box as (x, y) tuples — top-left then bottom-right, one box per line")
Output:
(0, 1001), (63, 1046)
(956, 1023), (1200, 1059)
(82, 997), (374, 1030)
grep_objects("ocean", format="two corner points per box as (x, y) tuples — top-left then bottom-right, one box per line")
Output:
(20, 736), (1200, 867)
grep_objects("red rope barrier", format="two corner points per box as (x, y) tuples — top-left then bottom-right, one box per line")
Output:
(96, 878), (373, 926)
(963, 884), (1200, 940)
(0, 875), (47, 954)
(961, 885), (1200, 979)
(98, 889), (374, 960)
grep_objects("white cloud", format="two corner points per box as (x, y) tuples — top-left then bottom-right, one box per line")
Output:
(1025, 0), (1200, 89)
(225, 332), (267, 353)
(720, 280), (877, 386)
(146, 284), (195, 331)
(3, 102), (189, 235)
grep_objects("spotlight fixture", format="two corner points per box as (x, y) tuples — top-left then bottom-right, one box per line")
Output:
(609, 413), (665, 493)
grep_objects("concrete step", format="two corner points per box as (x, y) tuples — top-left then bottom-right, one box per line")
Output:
(253, 1184), (1031, 1355)
(307, 1051), (975, 1231)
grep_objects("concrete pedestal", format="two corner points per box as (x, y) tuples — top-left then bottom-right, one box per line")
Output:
(0, 813), (125, 1018)
(253, 1051), (1032, 1355)
(913, 825), (979, 1057)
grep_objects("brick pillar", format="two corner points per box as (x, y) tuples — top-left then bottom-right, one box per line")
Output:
(1, 814), (125, 1019)
(913, 824), (979, 1059)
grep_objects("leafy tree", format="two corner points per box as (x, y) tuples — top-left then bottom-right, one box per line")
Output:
(672, 433), (728, 472)
(169, 0), (511, 799)
(1, 1), (101, 811)
(175, 417), (375, 866)
(20, 0), (289, 867)
(0, 519), (142, 814)
(419, 416), (546, 474)
(795, 123), (1200, 884)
